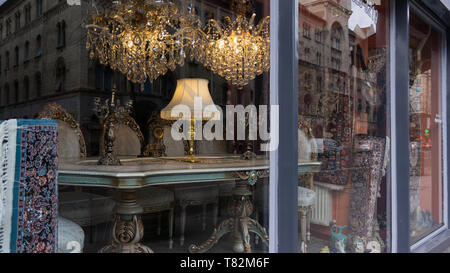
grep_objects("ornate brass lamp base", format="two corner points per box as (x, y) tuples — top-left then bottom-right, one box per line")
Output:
(99, 190), (153, 253)
(181, 155), (200, 163)
(189, 180), (269, 253)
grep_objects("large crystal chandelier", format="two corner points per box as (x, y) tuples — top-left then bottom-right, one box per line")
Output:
(85, 0), (185, 85)
(201, 0), (270, 87)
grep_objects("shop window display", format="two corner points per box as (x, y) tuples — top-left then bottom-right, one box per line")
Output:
(0, 0), (273, 253)
(409, 11), (444, 245)
(298, 0), (390, 253)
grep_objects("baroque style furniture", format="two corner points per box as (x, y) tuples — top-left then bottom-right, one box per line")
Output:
(58, 156), (322, 253)
(100, 109), (175, 251)
(38, 103), (116, 245)
(137, 187), (175, 249)
(298, 187), (316, 253)
(38, 103), (87, 159)
(297, 118), (318, 253)
(147, 112), (223, 248)
(58, 217), (85, 253)
(97, 98), (143, 158)
(175, 184), (219, 247)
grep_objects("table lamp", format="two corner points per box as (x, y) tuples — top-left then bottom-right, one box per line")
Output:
(161, 78), (220, 163)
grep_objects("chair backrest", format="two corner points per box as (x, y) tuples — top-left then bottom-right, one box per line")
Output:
(100, 116), (144, 156)
(298, 119), (317, 161)
(146, 112), (228, 157)
(163, 125), (186, 157)
(38, 103), (86, 161)
(162, 126), (228, 157)
(0, 119), (58, 253)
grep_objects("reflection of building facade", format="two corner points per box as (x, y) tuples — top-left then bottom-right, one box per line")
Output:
(0, 0), (235, 155)
(298, 0), (389, 245)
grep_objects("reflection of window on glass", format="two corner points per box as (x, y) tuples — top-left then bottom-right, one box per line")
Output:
(25, 4), (31, 24)
(6, 18), (11, 36)
(57, 21), (66, 48)
(36, 0), (43, 17)
(331, 24), (343, 50)
(14, 46), (19, 67)
(36, 35), (41, 57)
(408, 11), (443, 244)
(24, 41), (30, 61)
(4, 84), (9, 105)
(317, 76), (322, 92)
(56, 58), (66, 92)
(15, 12), (20, 32)
(315, 29), (322, 42)
(304, 73), (312, 90)
(5, 51), (9, 70)
(14, 80), (19, 103)
(304, 47), (310, 60)
(35, 72), (41, 97)
(303, 22), (311, 38)
(24, 76), (29, 101)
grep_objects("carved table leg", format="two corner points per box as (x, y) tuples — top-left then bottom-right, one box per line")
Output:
(188, 218), (234, 253)
(180, 204), (187, 246)
(247, 218), (269, 246)
(298, 205), (313, 253)
(189, 180), (269, 253)
(169, 207), (174, 250)
(99, 189), (153, 253)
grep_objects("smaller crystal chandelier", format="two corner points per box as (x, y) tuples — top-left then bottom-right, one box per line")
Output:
(85, 0), (184, 85)
(202, 0), (270, 87)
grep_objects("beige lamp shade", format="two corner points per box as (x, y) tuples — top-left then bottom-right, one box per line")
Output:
(160, 78), (221, 121)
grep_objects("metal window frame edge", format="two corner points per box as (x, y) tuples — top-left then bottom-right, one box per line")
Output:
(390, 0), (411, 253)
(409, 0), (449, 252)
(269, 0), (299, 253)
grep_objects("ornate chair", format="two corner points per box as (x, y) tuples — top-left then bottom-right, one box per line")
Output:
(38, 103), (115, 246)
(0, 119), (82, 253)
(100, 115), (144, 157)
(297, 119), (317, 253)
(105, 112), (175, 249)
(146, 112), (221, 247)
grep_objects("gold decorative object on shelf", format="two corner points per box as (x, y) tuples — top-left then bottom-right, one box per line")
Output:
(144, 111), (171, 157)
(160, 78), (220, 163)
(85, 0), (186, 85)
(201, 0), (270, 87)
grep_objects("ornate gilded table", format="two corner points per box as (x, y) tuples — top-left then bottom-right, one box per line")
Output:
(58, 156), (321, 253)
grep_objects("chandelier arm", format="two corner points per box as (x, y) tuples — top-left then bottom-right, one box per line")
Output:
(255, 16), (270, 36)
(248, 13), (256, 26)
(205, 19), (225, 37)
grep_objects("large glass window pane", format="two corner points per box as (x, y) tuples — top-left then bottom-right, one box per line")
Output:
(298, 0), (390, 253)
(0, 0), (273, 253)
(409, 11), (444, 245)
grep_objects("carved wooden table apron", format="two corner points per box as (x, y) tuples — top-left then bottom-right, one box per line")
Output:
(58, 157), (321, 253)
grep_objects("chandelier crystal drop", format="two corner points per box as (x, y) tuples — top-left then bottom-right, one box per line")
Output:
(85, 0), (185, 85)
(201, 1), (270, 87)
(85, 0), (270, 89)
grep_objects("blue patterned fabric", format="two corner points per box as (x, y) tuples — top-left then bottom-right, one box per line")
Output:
(0, 119), (58, 253)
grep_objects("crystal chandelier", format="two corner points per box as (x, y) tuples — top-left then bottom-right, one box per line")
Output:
(201, 0), (270, 87)
(85, 0), (185, 85)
